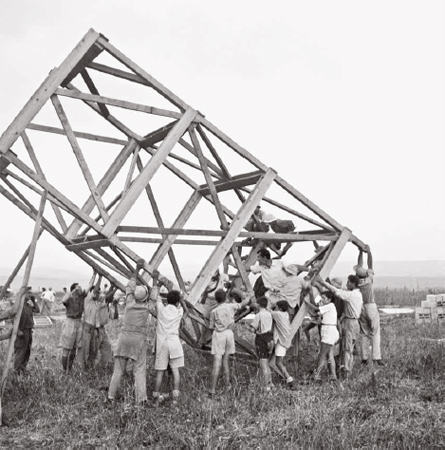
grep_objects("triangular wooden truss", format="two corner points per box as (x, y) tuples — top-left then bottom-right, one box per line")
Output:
(0, 29), (367, 356)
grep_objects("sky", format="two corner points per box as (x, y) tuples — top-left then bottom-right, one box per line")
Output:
(0, 0), (443, 284)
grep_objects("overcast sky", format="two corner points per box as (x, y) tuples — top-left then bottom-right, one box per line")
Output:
(0, 0), (443, 282)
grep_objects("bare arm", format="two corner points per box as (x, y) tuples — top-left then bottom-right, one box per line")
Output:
(365, 245), (373, 270)
(357, 250), (364, 267)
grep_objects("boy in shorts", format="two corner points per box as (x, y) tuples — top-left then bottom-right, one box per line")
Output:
(305, 291), (339, 381)
(153, 288), (187, 405)
(208, 289), (251, 397)
(270, 300), (294, 386)
(249, 296), (273, 390)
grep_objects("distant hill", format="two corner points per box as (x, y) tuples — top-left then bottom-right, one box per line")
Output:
(1, 260), (444, 292)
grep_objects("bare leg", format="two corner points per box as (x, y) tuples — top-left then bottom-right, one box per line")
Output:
(154, 370), (164, 394)
(171, 367), (180, 392)
(259, 358), (272, 387)
(276, 356), (292, 381)
(327, 345), (336, 379)
(210, 355), (223, 394)
(222, 352), (231, 386)
(315, 343), (331, 380)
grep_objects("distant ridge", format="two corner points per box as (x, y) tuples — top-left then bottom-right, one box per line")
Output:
(1, 260), (444, 291)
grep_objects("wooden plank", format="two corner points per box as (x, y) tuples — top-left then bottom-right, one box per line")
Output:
(27, 123), (127, 145)
(98, 37), (189, 111)
(66, 138), (137, 239)
(148, 190), (202, 272)
(189, 125), (228, 228)
(88, 61), (151, 86)
(196, 124), (246, 204)
(66, 239), (110, 251)
(101, 108), (198, 237)
(198, 171), (263, 196)
(139, 121), (177, 148)
(0, 190), (46, 423)
(5, 150), (104, 235)
(120, 237), (220, 245)
(123, 145), (140, 193)
(55, 88), (182, 119)
(66, 83), (144, 141)
(136, 157), (185, 291)
(187, 168), (277, 305)
(51, 94), (109, 223)
(0, 29), (101, 154)
(288, 228), (352, 340)
(80, 69), (110, 117)
(21, 131), (68, 233)
(116, 225), (336, 242)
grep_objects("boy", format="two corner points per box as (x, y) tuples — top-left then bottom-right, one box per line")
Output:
(152, 281), (187, 406)
(249, 296), (273, 391)
(305, 291), (339, 381)
(269, 300), (294, 386)
(208, 289), (251, 397)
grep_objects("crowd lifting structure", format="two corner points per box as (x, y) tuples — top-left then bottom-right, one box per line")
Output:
(0, 29), (368, 359)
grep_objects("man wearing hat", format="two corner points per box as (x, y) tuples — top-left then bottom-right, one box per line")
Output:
(355, 246), (384, 366)
(262, 213), (296, 257)
(108, 259), (153, 405)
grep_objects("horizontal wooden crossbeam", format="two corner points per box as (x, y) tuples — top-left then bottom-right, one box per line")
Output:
(139, 121), (178, 148)
(198, 170), (263, 196)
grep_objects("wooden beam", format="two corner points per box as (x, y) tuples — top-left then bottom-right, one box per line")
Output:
(120, 237), (220, 245)
(80, 69), (109, 117)
(66, 138), (137, 239)
(189, 125), (227, 228)
(136, 157), (185, 291)
(148, 190), (202, 272)
(98, 37), (189, 111)
(139, 120), (177, 148)
(27, 123), (127, 145)
(123, 145), (140, 193)
(55, 88), (182, 119)
(198, 171), (263, 196)
(187, 168), (277, 305)
(288, 228), (352, 340)
(101, 107), (197, 237)
(88, 62), (151, 86)
(66, 240), (110, 251)
(0, 29), (101, 154)
(51, 94), (109, 223)
(21, 131), (68, 233)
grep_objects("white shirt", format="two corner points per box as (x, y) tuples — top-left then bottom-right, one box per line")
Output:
(319, 302), (337, 326)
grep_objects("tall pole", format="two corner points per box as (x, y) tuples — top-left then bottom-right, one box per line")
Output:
(0, 192), (47, 425)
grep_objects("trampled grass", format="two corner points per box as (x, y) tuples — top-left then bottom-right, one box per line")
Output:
(0, 289), (444, 447)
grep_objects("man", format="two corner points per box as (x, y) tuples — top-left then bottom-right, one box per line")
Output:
(317, 274), (363, 378)
(355, 246), (384, 366)
(40, 287), (52, 316)
(262, 213), (296, 257)
(250, 249), (309, 310)
(0, 292), (40, 374)
(59, 281), (90, 372)
(80, 276), (114, 371)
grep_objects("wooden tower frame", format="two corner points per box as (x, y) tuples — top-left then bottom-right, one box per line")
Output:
(0, 29), (368, 357)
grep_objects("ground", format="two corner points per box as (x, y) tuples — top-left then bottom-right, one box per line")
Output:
(0, 288), (444, 447)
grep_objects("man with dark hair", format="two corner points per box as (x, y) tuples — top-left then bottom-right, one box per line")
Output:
(152, 281), (187, 405)
(59, 281), (91, 372)
(316, 274), (363, 378)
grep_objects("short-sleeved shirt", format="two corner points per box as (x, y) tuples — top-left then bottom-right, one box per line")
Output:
(210, 302), (241, 332)
(250, 260), (310, 308)
(357, 269), (375, 304)
(83, 291), (109, 328)
(271, 310), (291, 348)
(156, 296), (184, 359)
(332, 287), (363, 319)
(204, 273), (229, 309)
(252, 309), (273, 334)
(319, 302), (338, 326)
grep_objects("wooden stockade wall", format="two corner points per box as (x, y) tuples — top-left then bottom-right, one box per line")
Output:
(0, 28), (368, 357)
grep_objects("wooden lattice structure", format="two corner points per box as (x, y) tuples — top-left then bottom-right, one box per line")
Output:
(0, 29), (367, 358)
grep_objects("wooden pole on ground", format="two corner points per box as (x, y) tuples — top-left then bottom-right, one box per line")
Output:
(0, 192), (47, 425)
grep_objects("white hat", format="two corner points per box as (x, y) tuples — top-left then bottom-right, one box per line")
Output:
(113, 289), (125, 301)
(134, 285), (149, 301)
(263, 213), (276, 224)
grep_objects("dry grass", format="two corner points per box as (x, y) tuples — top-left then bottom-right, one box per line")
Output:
(0, 289), (444, 447)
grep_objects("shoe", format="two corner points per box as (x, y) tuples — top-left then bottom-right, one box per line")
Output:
(373, 360), (385, 366)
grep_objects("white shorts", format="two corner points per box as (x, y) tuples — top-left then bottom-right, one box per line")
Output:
(321, 325), (339, 346)
(274, 343), (287, 357)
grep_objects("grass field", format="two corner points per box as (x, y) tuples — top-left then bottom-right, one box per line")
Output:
(0, 288), (444, 447)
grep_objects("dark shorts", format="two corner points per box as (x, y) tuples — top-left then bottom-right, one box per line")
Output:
(255, 331), (273, 359)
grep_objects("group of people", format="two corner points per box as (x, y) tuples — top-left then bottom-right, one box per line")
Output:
(0, 240), (382, 404)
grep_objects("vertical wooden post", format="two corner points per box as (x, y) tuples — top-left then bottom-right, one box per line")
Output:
(0, 192), (47, 424)
(0, 229), (44, 300)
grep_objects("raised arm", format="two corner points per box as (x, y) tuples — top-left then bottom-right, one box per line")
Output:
(357, 250), (364, 267)
(365, 245), (373, 270)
